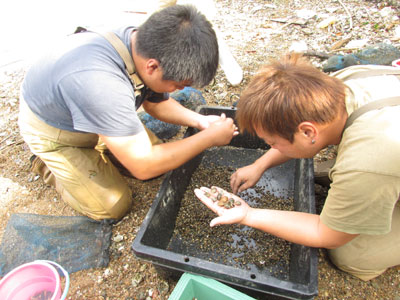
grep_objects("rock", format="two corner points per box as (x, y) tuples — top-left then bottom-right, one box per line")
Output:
(289, 41), (308, 53)
(170, 86), (207, 111)
(138, 111), (180, 140)
(131, 273), (144, 287)
(138, 87), (206, 139)
(157, 280), (169, 295)
(317, 16), (337, 29)
(322, 43), (400, 72)
(113, 234), (124, 242)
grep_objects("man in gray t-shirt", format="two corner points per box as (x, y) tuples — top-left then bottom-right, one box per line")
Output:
(19, 5), (238, 221)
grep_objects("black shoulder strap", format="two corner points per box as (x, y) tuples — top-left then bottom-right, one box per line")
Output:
(332, 65), (400, 81)
(340, 68), (400, 81)
(334, 66), (400, 130)
(344, 96), (400, 130)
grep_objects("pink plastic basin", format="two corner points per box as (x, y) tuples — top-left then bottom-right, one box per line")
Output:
(0, 261), (63, 300)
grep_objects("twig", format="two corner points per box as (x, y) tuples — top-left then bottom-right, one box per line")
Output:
(269, 17), (308, 33)
(0, 139), (24, 152)
(303, 51), (332, 60)
(123, 11), (148, 15)
(331, 47), (361, 53)
(337, 0), (353, 30)
(330, 35), (352, 51)
(0, 135), (11, 145)
(331, 43), (400, 53)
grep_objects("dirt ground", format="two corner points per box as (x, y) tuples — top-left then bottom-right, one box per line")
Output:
(1, 0), (400, 299)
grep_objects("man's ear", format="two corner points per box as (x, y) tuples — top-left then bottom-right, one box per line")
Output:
(145, 59), (160, 75)
(298, 122), (318, 141)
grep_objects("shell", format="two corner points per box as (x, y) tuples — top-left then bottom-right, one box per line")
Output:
(220, 196), (228, 203)
(217, 200), (226, 206)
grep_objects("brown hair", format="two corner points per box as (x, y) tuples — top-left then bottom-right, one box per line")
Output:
(236, 53), (347, 142)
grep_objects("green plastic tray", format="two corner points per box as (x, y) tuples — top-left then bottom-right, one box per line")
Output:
(169, 273), (256, 300)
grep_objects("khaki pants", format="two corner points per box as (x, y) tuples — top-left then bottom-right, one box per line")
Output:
(18, 99), (133, 220)
(328, 204), (400, 281)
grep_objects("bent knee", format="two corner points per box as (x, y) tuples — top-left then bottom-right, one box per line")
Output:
(327, 248), (387, 281)
(78, 187), (133, 221)
(103, 188), (133, 220)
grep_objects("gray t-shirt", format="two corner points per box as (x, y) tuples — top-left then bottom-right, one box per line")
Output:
(21, 26), (168, 137)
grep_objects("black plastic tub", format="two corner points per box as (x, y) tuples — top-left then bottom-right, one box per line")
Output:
(132, 106), (318, 300)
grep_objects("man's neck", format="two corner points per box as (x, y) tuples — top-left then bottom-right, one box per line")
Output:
(321, 108), (349, 146)
(130, 31), (142, 77)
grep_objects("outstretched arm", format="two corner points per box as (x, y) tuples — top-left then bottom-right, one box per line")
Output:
(100, 115), (238, 180)
(195, 186), (358, 249)
(143, 97), (222, 130)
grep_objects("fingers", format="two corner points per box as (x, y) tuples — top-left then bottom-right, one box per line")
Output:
(209, 186), (233, 199)
(194, 187), (215, 210)
(195, 186), (247, 227)
(210, 212), (242, 227)
(230, 174), (241, 194)
(217, 113), (236, 130)
(233, 123), (239, 136)
(238, 181), (252, 193)
(212, 113), (238, 133)
(230, 176), (237, 194)
(210, 216), (226, 227)
(194, 187), (223, 215)
(231, 179), (251, 194)
(195, 186), (235, 210)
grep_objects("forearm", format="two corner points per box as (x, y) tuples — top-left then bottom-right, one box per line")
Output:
(241, 208), (328, 248)
(256, 148), (292, 170)
(143, 98), (201, 128)
(102, 113), (236, 180)
(126, 129), (214, 179)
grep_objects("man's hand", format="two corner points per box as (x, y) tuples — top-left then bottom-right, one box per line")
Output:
(194, 186), (249, 227)
(203, 113), (239, 146)
(196, 114), (236, 131)
(230, 163), (264, 194)
(231, 149), (293, 194)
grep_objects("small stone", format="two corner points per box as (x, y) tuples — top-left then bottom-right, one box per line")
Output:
(148, 288), (154, 297)
(139, 264), (147, 272)
(131, 273), (143, 287)
(113, 234), (124, 242)
(158, 280), (169, 295)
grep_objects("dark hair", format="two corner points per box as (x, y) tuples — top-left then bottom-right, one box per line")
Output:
(136, 5), (219, 87)
(237, 53), (347, 143)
